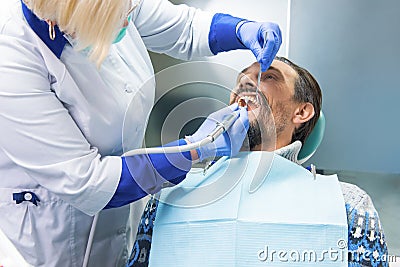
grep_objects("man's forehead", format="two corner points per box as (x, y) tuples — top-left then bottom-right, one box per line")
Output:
(245, 60), (297, 78)
(271, 60), (298, 78)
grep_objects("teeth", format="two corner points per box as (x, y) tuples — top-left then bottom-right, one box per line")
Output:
(237, 95), (259, 107)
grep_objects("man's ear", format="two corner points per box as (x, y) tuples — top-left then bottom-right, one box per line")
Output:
(293, 103), (315, 124)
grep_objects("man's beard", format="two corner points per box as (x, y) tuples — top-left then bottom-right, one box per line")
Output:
(246, 102), (289, 150)
(247, 120), (263, 150)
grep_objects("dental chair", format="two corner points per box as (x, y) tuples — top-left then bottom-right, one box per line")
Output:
(298, 111), (326, 164)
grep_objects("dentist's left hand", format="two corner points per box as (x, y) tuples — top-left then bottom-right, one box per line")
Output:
(186, 103), (249, 161)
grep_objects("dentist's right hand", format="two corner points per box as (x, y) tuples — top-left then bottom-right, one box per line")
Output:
(186, 103), (249, 161)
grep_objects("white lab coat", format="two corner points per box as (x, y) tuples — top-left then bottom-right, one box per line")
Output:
(0, 0), (213, 266)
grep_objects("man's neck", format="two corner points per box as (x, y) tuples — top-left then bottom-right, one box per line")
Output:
(250, 135), (292, 152)
(250, 140), (302, 164)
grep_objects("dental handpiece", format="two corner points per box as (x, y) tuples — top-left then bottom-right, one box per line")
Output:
(206, 113), (237, 142)
(123, 113), (238, 156)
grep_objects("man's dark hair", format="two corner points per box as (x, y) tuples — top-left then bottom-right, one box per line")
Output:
(275, 57), (322, 145)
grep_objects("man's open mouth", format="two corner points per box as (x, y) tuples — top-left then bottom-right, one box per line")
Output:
(236, 93), (261, 111)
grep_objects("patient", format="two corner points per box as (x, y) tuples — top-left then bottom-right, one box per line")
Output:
(127, 57), (389, 267)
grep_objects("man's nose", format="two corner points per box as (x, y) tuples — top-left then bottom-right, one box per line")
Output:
(239, 75), (256, 89)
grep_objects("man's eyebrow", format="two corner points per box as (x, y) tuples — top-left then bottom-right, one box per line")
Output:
(266, 66), (282, 74)
(237, 65), (284, 81)
(240, 65), (282, 75)
(264, 66), (285, 80)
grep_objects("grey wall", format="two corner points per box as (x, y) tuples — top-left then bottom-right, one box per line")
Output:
(288, 0), (400, 255)
(289, 0), (400, 174)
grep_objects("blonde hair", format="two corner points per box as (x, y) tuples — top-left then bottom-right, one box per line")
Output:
(23, 0), (130, 66)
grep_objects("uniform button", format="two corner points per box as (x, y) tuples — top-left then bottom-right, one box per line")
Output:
(117, 228), (126, 234)
(24, 192), (32, 201)
(124, 84), (133, 93)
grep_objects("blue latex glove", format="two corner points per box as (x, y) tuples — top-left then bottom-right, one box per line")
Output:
(236, 21), (282, 72)
(187, 103), (249, 161)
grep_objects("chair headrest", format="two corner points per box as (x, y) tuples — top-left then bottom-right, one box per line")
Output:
(297, 111), (325, 164)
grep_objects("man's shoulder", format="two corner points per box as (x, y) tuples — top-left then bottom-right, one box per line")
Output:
(339, 181), (385, 242)
(339, 181), (379, 214)
(339, 181), (378, 215)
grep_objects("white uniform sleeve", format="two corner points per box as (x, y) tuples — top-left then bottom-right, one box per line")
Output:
(0, 36), (121, 216)
(132, 0), (214, 60)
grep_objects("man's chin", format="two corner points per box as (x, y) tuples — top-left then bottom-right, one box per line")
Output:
(247, 107), (263, 127)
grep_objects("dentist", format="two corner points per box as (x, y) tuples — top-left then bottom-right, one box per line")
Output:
(0, 0), (281, 266)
